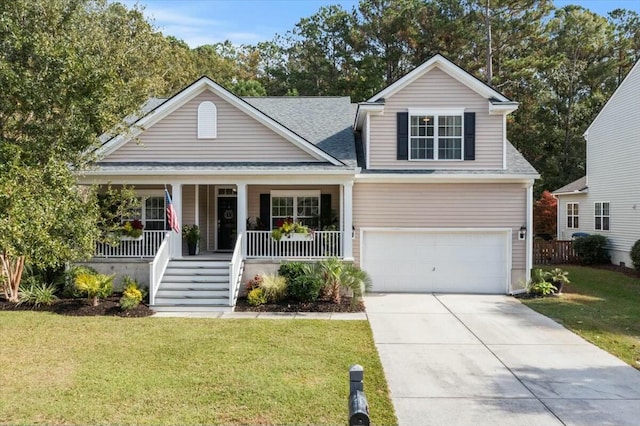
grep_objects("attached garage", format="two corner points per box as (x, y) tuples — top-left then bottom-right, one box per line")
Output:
(361, 228), (511, 294)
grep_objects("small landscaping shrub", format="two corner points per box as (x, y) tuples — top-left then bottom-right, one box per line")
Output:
(247, 288), (267, 306)
(545, 268), (570, 293)
(287, 274), (323, 302)
(631, 239), (640, 271)
(120, 277), (143, 310)
(245, 274), (263, 293)
(74, 272), (114, 306)
(62, 265), (98, 298)
(17, 279), (58, 307)
(527, 268), (557, 297)
(278, 262), (306, 282)
(573, 234), (610, 265)
(314, 258), (372, 305)
(259, 274), (287, 302)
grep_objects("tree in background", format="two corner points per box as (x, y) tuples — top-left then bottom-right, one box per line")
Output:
(533, 190), (558, 238)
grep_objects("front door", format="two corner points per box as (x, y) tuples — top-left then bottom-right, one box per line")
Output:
(217, 197), (237, 250)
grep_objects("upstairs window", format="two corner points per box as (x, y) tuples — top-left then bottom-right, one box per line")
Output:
(197, 101), (217, 139)
(595, 202), (610, 231)
(567, 202), (579, 229)
(409, 111), (463, 160)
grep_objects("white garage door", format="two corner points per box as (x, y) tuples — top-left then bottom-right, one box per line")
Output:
(361, 229), (510, 294)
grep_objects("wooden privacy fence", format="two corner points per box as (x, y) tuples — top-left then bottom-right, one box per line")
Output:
(534, 240), (579, 265)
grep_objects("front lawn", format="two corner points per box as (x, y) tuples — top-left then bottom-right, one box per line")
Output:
(522, 265), (640, 369)
(0, 313), (397, 425)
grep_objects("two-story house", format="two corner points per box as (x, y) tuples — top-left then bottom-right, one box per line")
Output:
(80, 54), (538, 311)
(554, 59), (640, 267)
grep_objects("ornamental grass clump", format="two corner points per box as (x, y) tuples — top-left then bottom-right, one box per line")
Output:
(17, 279), (58, 307)
(74, 272), (114, 306)
(259, 274), (287, 302)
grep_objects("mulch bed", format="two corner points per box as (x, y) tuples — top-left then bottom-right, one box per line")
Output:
(235, 296), (365, 313)
(592, 263), (640, 279)
(0, 295), (154, 317)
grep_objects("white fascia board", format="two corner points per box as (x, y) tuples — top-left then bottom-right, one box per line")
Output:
(78, 167), (357, 178)
(488, 102), (519, 115)
(354, 103), (385, 130)
(552, 190), (589, 196)
(368, 54), (510, 103)
(355, 173), (538, 183)
(98, 78), (343, 166)
(77, 174), (357, 187)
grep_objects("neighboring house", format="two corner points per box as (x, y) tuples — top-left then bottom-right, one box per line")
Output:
(79, 54), (538, 311)
(554, 59), (640, 267)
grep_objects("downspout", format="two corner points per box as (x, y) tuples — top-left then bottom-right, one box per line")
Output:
(526, 182), (533, 283)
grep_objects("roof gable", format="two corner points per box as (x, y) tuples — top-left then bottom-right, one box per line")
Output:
(368, 54), (511, 103)
(98, 77), (343, 166)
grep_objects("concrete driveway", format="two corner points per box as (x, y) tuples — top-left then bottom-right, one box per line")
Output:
(365, 294), (640, 426)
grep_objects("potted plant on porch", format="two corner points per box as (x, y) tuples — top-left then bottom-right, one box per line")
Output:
(183, 224), (200, 255)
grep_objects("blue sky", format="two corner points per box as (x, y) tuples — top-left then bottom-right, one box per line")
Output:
(121, 0), (640, 47)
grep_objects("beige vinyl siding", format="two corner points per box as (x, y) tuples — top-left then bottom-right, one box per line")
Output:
(585, 61), (640, 255)
(353, 182), (527, 285)
(369, 67), (504, 169)
(247, 185), (340, 224)
(104, 90), (319, 163)
(556, 194), (587, 240)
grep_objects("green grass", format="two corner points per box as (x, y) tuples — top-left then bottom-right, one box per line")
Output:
(522, 266), (640, 369)
(0, 313), (397, 425)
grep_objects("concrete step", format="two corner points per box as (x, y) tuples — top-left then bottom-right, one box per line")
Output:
(168, 260), (230, 268)
(161, 274), (229, 284)
(164, 267), (229, 275)
(151, 304), (233, 313)
(154, 296), (229, 305)
(156, 289), (229, 298)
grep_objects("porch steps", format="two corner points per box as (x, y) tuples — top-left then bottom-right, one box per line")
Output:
(152, 259), (237, 313)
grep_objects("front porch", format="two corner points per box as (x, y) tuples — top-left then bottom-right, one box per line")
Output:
(90, 180), (354, 311)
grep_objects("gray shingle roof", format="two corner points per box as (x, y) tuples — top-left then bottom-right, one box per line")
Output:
(553, 176), (587, 194)
(359, 141), (538, 176)
(243, 97), (356, 166)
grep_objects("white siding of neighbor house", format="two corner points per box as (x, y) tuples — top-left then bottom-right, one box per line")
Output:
(103, 90), (319, 163)
(353, 182), (528, 287)
(556, 194), (587, 240)
(565, 61), (640, 264)
(368, 67), (504, 170)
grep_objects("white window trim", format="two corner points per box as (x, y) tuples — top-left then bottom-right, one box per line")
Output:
(407, 108), (465, 161)
(125, 191), (167, 230)
(594, 201), (610, 231)
(270, 190), (321, 229)
(567, 202), (579, 229)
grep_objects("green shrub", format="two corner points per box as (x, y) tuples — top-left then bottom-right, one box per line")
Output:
(314, 258), (372, 305)
(630, 240), (640, 271)
(545, 268), (570, 293)
(278, 262), (307, 282)
(18, 279), (58, 307)
(573, 235), (610, 265)
(288, 274), (323, 302)
(62, 265), (98, 298)
(120, 277), (143, 310)
(247, 288), (267, 306)
(527, 268), (557, 297)
(259, 274), (287, 303)
(75, 272), (114, 306)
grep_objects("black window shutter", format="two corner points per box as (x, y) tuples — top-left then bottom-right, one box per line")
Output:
(259, 194), (270, 230)
(464, 112), (475, 161)
(397, 112), (409, 160)
(320, 194), (332, 229)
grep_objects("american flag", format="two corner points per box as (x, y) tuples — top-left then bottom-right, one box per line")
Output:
(165, 189), (180, 233)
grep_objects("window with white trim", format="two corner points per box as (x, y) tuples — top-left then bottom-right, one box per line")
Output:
(127, 195), (167, 231)
(197, 101), (217, 139)
(595, 202), (610, 231)
(271, 190), (320, 229)
(409, 112), (463, 160)
(567, 202), (579, 229)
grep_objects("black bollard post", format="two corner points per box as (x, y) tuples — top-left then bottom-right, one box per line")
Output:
(348, 364), (370, 426)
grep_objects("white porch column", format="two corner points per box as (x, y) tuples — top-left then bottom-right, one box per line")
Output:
(342, 181), (354, 261)
(171, 183), (183, 258)
(526, 182), (533, 283)
(236, 183), (248, 258)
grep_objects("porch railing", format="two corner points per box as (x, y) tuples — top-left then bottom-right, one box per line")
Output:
(95, 230), (166, 258)
(229, 233), (244, 306)
(149, 232), (171, 306)
(246, 230), (343, 259)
